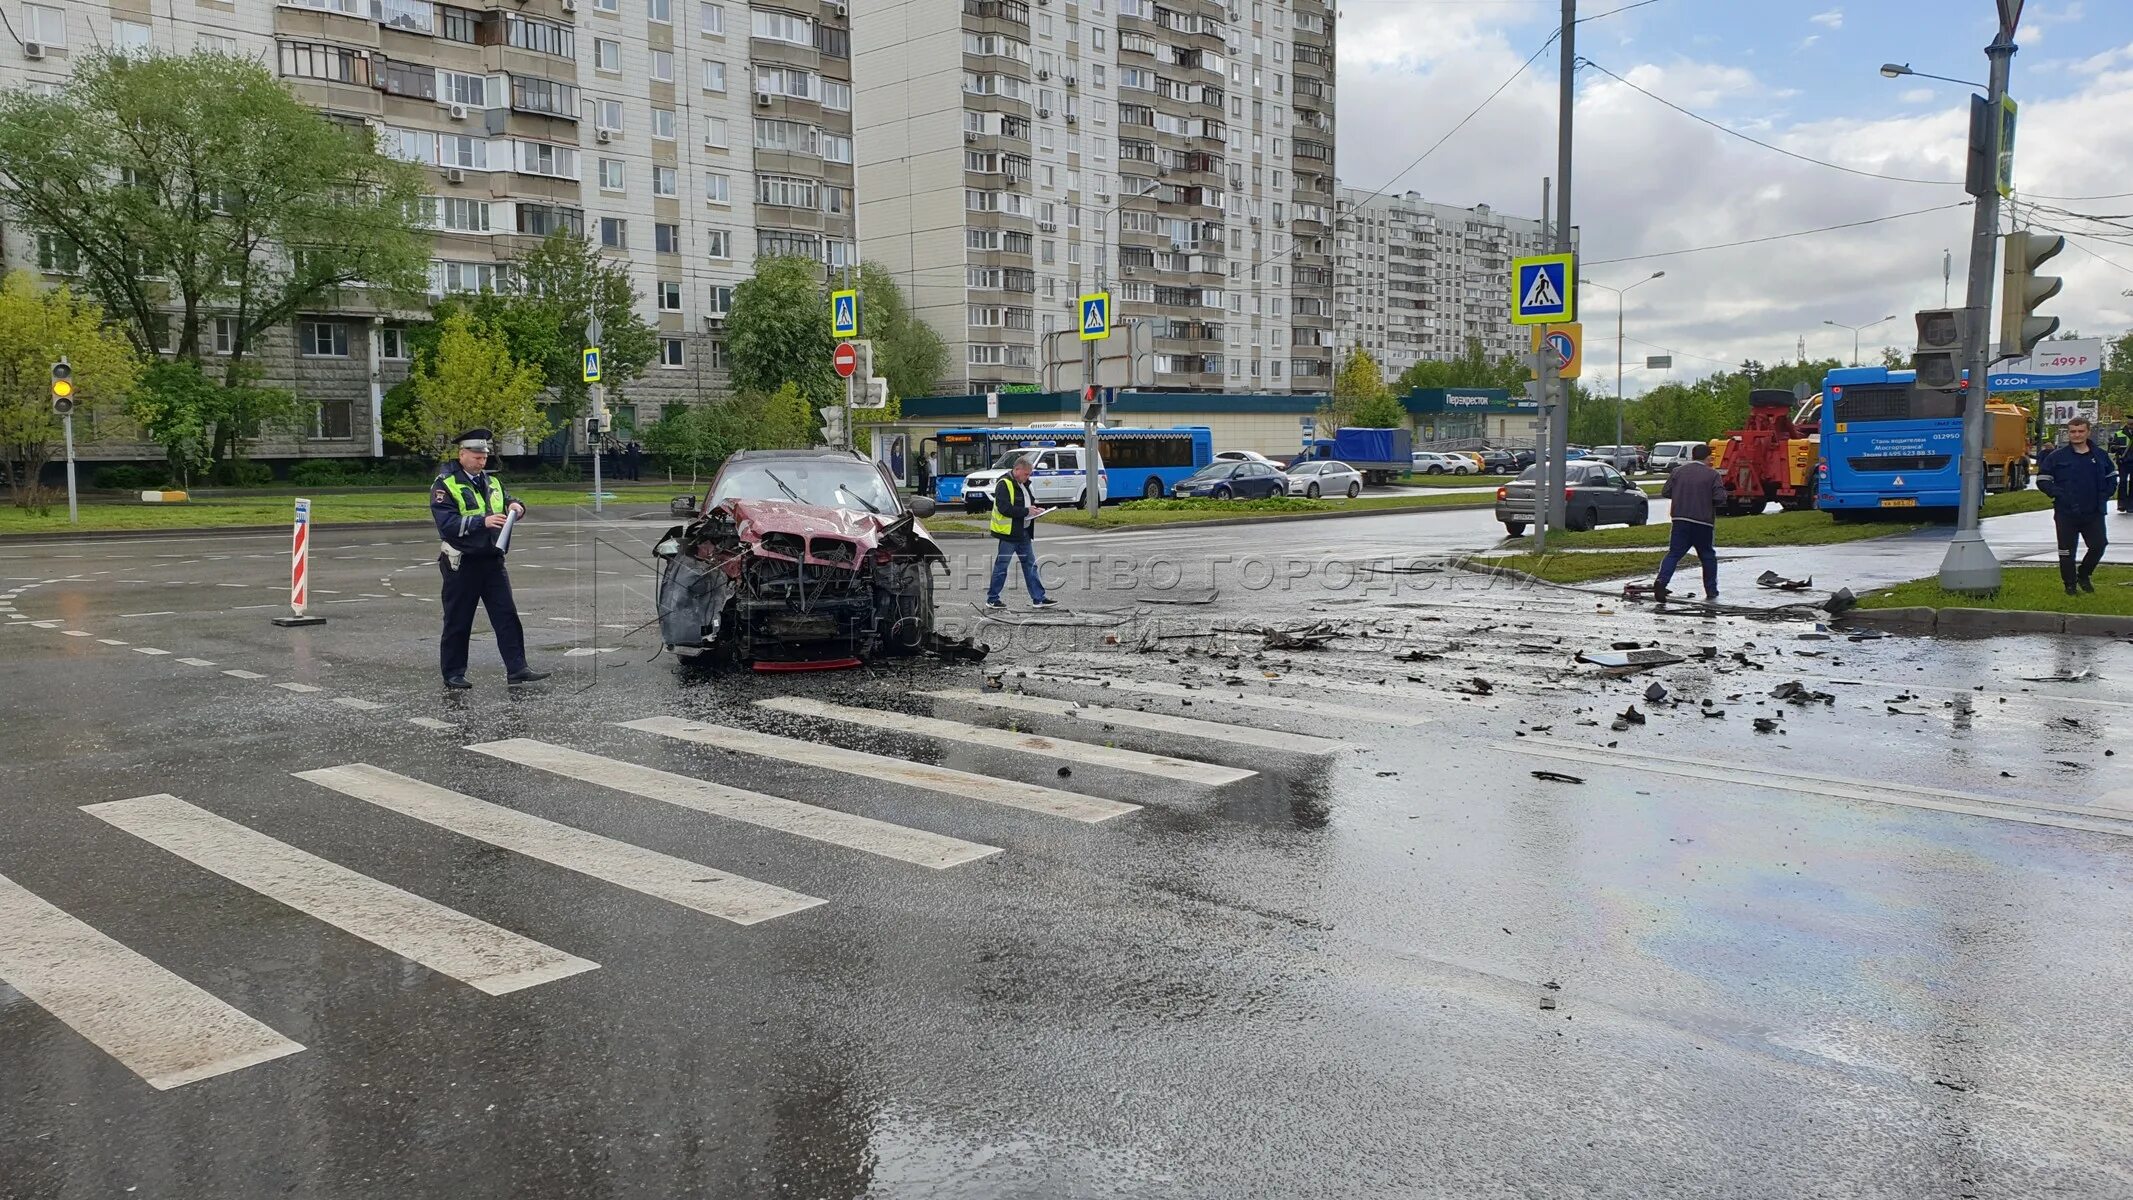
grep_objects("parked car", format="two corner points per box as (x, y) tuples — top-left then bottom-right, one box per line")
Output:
(1590, 444), (1647, 472)
(1476, 447), (1523, 474)
(1287, 460), (1364, 499)
(1212, 449), (1276, 465)
(1173, 460), (1288, 499)
(1649, 441), (1706, 473)
(1494, 460), (1650, 537)
(958, 445), (1109, 513)
(1410, 452), (1475, 476)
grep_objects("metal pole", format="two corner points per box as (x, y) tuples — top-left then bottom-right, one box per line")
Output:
(1534, 176), (1551, 554)
(1938, 30), (2016, 592)
(590, 379), (604, 514)
(1083, 322), (1101, 519)
(1548, 0), (1575, 534)
(844, 371), (856, 452)
(1614, 293), (1624, 454)
(1853, 328), (1861, 367)
(62, 411), (78, 525)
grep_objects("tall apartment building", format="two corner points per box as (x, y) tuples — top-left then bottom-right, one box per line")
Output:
(0, 0), (857, 459)
(1333, 188), (1568, 380)
(850, 0), (1333, 396)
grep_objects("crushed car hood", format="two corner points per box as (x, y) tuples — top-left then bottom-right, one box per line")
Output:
(717, 498), (944, 564)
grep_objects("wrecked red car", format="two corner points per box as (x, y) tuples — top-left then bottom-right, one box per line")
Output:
(656, 449), (961, 669)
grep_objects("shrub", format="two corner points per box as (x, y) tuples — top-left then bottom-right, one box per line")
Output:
(288, 460), (353, 487)
(208, 459), (274, 487)
(94, 465), (159, 490)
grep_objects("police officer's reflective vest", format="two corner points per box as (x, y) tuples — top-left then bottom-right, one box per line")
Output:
(989, 478), (1019, 536)
(441, 472), (507, 516)
(2111, 427), (2133, 458)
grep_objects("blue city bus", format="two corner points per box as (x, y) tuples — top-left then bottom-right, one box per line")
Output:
(924, 424), (1215, 506)
(1816, 365), (2033, 516)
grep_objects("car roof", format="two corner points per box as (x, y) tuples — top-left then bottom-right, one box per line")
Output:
(727, 448), (869, 463)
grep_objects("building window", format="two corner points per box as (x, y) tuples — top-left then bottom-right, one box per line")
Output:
(315, 399), (354, 440)
(380, 60), (437, 100)
(702, 61), (726, 91)
(593, 0), (617, 11)
(822, 80), (852, 111)
(660, 338), (684, 367)
(699, 1), (725, 34)
(211, 317), (239, 354)
(704, 117), (729, 148)
(757, 175), (817, 209)
(299, 321), (350, 357)
(658, 281), (682, 311)
(197, 32), (237, 54)
(651, 107), (675, 139)
(596, 98), (624, 130)
(516, 140), (579, 179)
(706, 229), (732, 259)
(505, 15), (573, 56)
(279, 42), (371, 85)
(438, 197), (491, 232)
(379, 327), (410, 360)
(516, 202), (585, 238)
(652, 165), (677, 196)
(598, 158), (624, 190)
(649, 0), (671, 23)
(113, 19), (152, 54)
(704, 172), (731, 204)
(595, 38), (621, 71)
(651, 50), (673, 81)
(707, 284), (733, 314)
(35, 234), (80, 274)
(438, 133), (487, 169)
(655, 222), (680, 253)
(23, 4), (66, 46)
(599, 218), (628, 249)
(438, 70), (488, 107)
(437, 5), (478, 42)
(751, 8), (813, 44)
(707, 341), (727, 369)
(820, 133), (852, 163)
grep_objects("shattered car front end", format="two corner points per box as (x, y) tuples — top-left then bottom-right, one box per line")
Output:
(656, 497), (948, 669)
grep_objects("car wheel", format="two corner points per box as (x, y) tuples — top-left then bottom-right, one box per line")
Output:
(880, 564), (933, 657)
(1584, 505), (1602, 531)
(1212, 485), (1232, 500)
(1073, 489), (1087, 507)
(1629, 505), (1649, 526)
(1306, 482), (1321, 499)
(1346, 482), (1360, 498)
(1426, 465), (1443, 475)
(1143, 477), (1163, 499)
(1504, 522), (1527, 537)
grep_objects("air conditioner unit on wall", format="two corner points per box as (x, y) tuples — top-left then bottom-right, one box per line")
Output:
(444, 167), (466, 184)
(448, 103), (469, 120)
(596, 127), (613, 142)
(1036, 107), (1052, 118)
(23, 41), (46, 60)
(755, 92), (773, 107)
(1036, 69), (1050, 80)
(964, 130), (978, 143)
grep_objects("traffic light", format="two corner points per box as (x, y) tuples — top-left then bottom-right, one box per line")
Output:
(2000, 230), (2066, 358)
(1081, 385), (1102, 422)
(49, 360), (73, 415)
(1911, 309), (1965, 418)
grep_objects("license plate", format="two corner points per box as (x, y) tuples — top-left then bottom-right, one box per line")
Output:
(1879, 498), (1917, 508)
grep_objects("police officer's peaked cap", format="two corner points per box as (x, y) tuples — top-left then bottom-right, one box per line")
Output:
(455, 428), (495, 453)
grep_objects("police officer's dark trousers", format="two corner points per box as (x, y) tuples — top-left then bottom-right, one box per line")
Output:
(2117, 455), (2133, 512)
(439, 554), (528, 679)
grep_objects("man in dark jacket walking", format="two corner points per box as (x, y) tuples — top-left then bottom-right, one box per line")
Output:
(2038, 416), (2118, 595)
(2109, 419), (2133, 513)
(1652, 443), (1728, 601)
(986, 457), (1055, 609)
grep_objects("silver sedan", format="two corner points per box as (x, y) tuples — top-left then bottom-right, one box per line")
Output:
(1286, 459), (1364, 499)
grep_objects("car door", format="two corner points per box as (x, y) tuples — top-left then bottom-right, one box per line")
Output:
(1028, 450), (1063, 504)
(1592, 464), (1636, 520)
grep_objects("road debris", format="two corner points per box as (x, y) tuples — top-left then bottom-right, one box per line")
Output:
(2023, 669), (2093, 683)
(1645, 682), (1669, 703)
(1575, 647), (1685, 671)
(1618, 705), (1646, 725)
(1531, 770), (1585, 784)
(1753, 717), (1780, 733)
(1756, 570), (1814, 591)
(1454, 677), (1495, 696)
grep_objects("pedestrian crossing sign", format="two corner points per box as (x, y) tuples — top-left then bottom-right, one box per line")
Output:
(831, 289), (859, 338)
(1511, 253), (1576, 325)
(581, 347), (601, 383)
(1079, 292), (1111, 341)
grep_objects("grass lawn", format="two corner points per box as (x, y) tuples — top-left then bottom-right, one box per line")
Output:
(1462, 550), (1671, 585)
(1527, 489), (2054, 550)
(0, 485), (682, 535)
(1860, 564), (2133, 616)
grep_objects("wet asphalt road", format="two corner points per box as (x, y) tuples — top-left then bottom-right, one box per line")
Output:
(4, 507), (2133, 1199)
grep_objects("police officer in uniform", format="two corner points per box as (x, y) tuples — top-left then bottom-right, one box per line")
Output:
(432, 429), (548, 689)
(2109, 418), (2133, 514)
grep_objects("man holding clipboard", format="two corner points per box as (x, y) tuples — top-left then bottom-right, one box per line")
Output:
(984, 456), (1057, 609)
(430, 428), (550, 689)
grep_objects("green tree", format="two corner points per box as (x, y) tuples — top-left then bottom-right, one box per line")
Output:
(2098, 329), (2133, 418)
(727, 256), (838, 411)
(0, 52), (431, 464)
(854, 262), (948, 400)
(390, 311), (550, 461)
(1327, 344), (1395, 428)
(0, 272), (144, 506)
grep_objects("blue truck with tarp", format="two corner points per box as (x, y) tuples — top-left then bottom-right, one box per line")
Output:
(1296, 427), (1415, 484)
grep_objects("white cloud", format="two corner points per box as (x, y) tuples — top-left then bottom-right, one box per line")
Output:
(1798, 35), (1821, 51)
(1900, 87), (1937, 104)
(1809, 9), (1844, 29)
(1334, 29), (2133, 392)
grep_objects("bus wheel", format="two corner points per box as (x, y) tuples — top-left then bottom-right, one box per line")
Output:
(1143, 477), (1163, 499)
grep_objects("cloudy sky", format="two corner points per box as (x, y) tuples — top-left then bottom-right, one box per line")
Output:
(1334, 0), (2133, 393)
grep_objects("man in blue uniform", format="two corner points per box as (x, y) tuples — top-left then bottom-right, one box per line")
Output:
(2037, 415), (2118, 596)
(432, 428), (549, 689)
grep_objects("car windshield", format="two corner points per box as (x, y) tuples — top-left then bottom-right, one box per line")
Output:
(1185, 464), (1234, 483)
(1515, 465), (1541, 481)
(988, 449), (1043, 470)
(712, 459), (897, 513)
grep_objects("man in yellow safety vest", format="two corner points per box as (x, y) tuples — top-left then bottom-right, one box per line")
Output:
(985, 457), (1055, 609)
(430, 428), (549, 689)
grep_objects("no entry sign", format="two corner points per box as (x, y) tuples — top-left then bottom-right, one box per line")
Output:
(833, 343), (858, 378)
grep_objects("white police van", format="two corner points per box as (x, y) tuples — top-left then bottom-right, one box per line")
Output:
(960, 438), (1112, 513)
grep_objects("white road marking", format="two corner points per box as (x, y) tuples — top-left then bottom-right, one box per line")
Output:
(29, 621), (59, 628)
(120, 611), (177, 618)
(222, 670), (266, 680)
(85, 795), (595, 996)
(96, 638), (129, 646)
(333, 697), (387, 711)
(295, 765), (823, 925)
(132, 648), (171, 656)
(217, 583), (249, 588)
(562, 647), (622, 656)
(924, 689), (1348, 758)
(63, 630), (91, 637)
(469, 738), (1001, 869)
(1015, 670), (1435, 728)
(407, 717), (456, 732)
(0, 868), (304, 1090)
(621, 716), (1139, 824)
(273, 682), (324, 694)
(233, 604), (281, 611)
(1507, 739), (2133, 839)
(757, 697), (1256, 788)
(177, 658), (216, 667)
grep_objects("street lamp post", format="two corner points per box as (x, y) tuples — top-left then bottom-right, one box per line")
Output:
(1822, 314), (1896, 367)
(1581, 271), (1665, 455)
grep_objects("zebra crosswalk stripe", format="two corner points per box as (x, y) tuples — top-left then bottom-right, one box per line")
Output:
(619, 715), (1139, 824)
(0, 868), (304, 1090)
(467, 739), (1002, 869)
(756, 697), (1256, 787)
(296, 764), (824, 925)
(84, 794), (598, 996)
(920, 689), (1347, 757)
(1014, 670), (1434, 727)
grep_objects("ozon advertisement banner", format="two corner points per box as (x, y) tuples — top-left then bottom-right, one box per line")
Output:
(1989, 338), (2103, 392)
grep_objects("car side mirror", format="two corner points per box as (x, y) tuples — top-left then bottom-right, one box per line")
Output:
(907, 496), (937, 517)
(1620, 479), (1636, 490)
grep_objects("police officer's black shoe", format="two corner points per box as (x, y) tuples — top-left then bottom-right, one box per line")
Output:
(2080, 576), (2096, 593)
(444, 675), (472, 690)
(507, 669), (551, 684)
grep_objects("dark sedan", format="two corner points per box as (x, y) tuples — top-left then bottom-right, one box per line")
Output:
(1172, 460), (1287, 499)
(1494, 461), (1650, 536)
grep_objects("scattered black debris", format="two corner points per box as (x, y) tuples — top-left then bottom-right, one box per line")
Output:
(1931, 1079), (1970, 1093)
(1757, 569), (1813, 591)
(2056, 716), (2083, 729)
(1694, 645), (1720, 660)
(1262, 626), (1339, 651)
(1539, 996), (1558, 1011)
(1455, 677), (1495, 696)
(1375, 770), (1399, 777)
(2001, 770), (2016, 778)
(1395, 649), (1443, 662)
(1846, 629), (1887, 642)
(1610, 640), (1645, 651)
(1057, 767), (1072, 778)
(1531, 770), (1585, 784)
(1753, 717), (1780, 733)
(1618, 705), (1646, 725)
(1528, 724), (1553, 733)
(1728, 650), (1767, 671)
(1542, 980), (1562, 990)
(1576, 647), (1686, 670)
(2023, 669), (2093, 683)
(1137, 590), (1219, 605)
(1771, 681), (1804, 700)
(1645, 681), (1669, 703)
(1824, 587), (1858, 616)
(1701, 708), (1726, 719)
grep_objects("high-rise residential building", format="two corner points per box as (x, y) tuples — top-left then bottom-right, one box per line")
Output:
(1333, 188), (1569, 380)
(851, 0), (1333, 396)
(0, 0), (857, 459)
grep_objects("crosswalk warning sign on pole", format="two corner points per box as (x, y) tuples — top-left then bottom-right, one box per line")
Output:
(830, 289), (859, 338)
(1511, 252), (1576, 325)
(1079, 292), (1111, 341)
